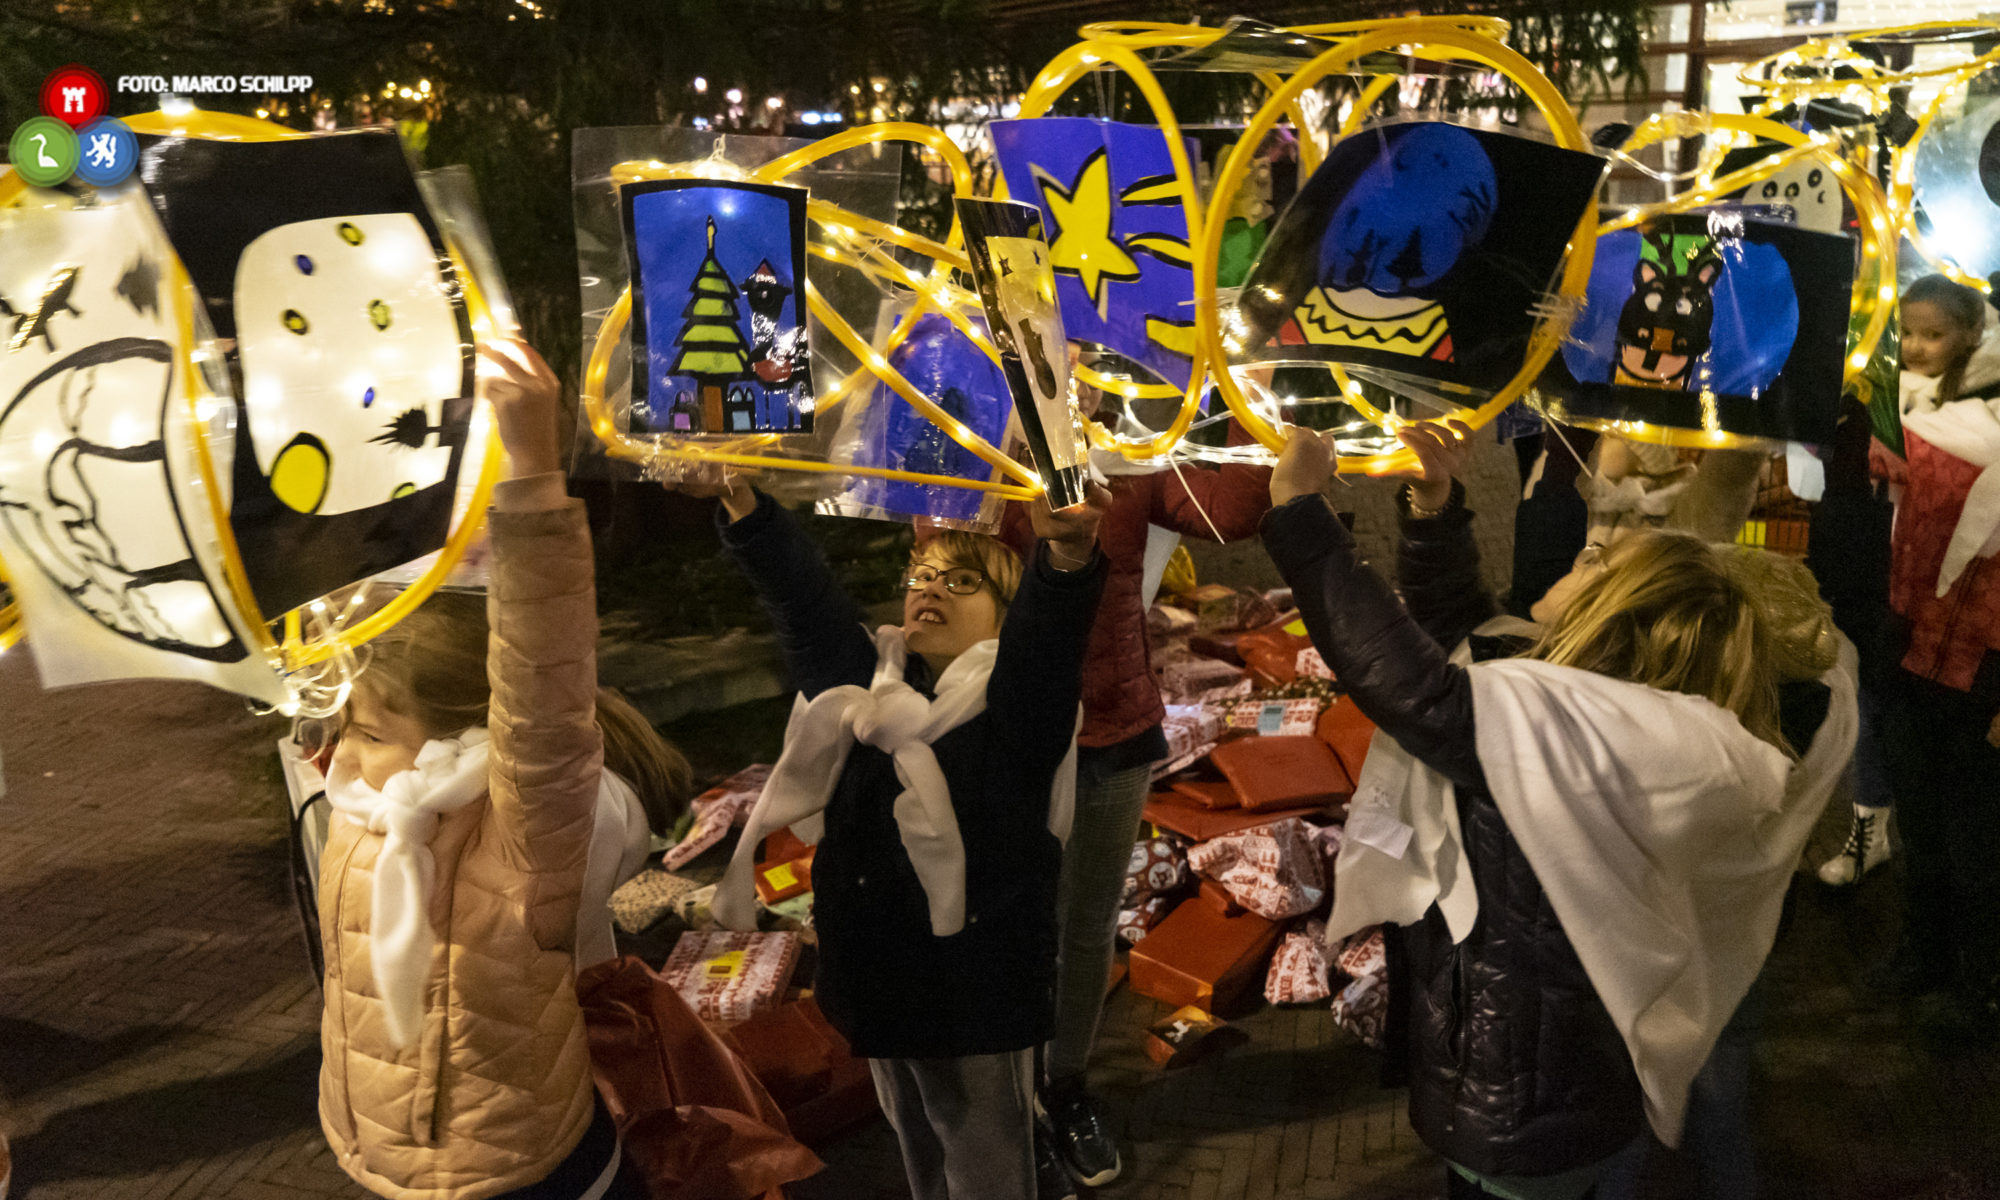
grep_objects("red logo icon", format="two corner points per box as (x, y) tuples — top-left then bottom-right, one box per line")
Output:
(40, 65), (109, 129)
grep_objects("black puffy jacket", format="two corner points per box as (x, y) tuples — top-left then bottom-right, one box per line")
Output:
(1262, 488), (1645, 1176)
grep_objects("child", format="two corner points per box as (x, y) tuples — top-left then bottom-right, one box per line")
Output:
(319, 338), (686, 1200)
(1264, 424), (1845, 1197)
(670, 470), (1108, 1200)
(1867, 275), (2000, 1030)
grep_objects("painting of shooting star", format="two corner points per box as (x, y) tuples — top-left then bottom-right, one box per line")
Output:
(1233, 121), (1606, 395)
(0, 199), (284, 703)
(621, 178), (815, 436)
(138, 127), (476, 617)
(1547, 210), (1852, 444)
(992, 118), (1200, 391)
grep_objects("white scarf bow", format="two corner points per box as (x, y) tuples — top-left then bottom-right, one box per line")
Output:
(714, 625), (1077, 936)
(1902, 397), (2000, 597)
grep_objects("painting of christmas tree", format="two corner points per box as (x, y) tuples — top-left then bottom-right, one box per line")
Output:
(620, 179), (815, 435)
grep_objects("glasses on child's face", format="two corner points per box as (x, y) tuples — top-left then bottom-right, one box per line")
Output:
(905, 565), (987, 595)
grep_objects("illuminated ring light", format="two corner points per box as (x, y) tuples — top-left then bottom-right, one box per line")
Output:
(580, 123), (1044, 502)
(1541, 110), (1897, 451)
(0, 110), (506, 685)
(1016, 19), (1502, 463)
(1736, 21), (2000, 99)
(0, 558), (21, 652)
(1200, 20), (1594, 474)
(1887, 58), (2000, 294)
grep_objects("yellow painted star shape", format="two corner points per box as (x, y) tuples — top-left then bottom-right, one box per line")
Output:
(1035, 149), (1141, 316)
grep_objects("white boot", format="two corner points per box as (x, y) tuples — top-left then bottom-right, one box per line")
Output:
(1818, 804), (1893, 886)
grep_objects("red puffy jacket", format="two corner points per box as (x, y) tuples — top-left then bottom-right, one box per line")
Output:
(1002, 453), (1272, 748)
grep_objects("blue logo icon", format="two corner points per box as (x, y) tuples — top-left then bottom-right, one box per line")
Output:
(71, 117), (137, 187)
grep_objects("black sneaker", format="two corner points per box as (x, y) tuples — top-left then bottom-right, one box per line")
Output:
(1042, 1087), (1121, 1188)
(1034, 1119), (1079, 1200)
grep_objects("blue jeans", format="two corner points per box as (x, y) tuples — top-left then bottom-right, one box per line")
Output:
(1594, 983), (1763, 1200)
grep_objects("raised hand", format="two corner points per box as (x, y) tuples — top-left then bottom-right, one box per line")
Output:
(477, 339), (563, 479)
(1388, 418), (1474, 512)
(1032, 479), (1112, 571)
(1271, 426), (1334, 508)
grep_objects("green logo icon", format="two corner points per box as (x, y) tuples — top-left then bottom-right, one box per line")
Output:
(10, 117), (80, 187)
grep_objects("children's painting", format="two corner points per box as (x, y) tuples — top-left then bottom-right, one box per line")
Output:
(620, 179), (815, 436)
(1547, 210), (1853, 444)
(1233, 121), (1607, 395)
(1716, 142), (1845, 235)
(956, 197), (1087, 510)
(0, 199), (284, 704)
(991, 118), (1199, 391)
(138, 128), (476, 618)
(827, 309), (1016, 529)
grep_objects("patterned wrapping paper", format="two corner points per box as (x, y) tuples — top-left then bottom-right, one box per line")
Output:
(1265, 919), (1333, 1005)
(1156, 651), (1251, 702)
(608, 868), (706, 935)
(1334, 925), (1386, 981)
(662, 764), (773, 870)
(1186, 817), (1327, 920)
(1122, 834), (1192, 906)
(1329, 925), (1388, 1048)
(661, 930), (802, 1024)
(1147, 603), (1198, 639)
(1309, 822), (1343, 882)
(1296, 646), (1334, 681)
(1197, 678), (1257, 706)
(1184, 584), (1284, 635)
(1157, 702), (1229, 775)
(1225, 697), (1321, 738)
(1116, 895), (1174, 946)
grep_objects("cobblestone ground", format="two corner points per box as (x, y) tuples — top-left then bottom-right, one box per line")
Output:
(3, 433), (1998, 1199)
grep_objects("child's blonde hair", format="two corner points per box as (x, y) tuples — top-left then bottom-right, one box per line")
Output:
(1522, 530), (1791, 756)
(913, 530), (1024, 608)
(350, 592), (694, 835)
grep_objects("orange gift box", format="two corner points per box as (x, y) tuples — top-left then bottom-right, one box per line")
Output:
(1209, 735), (1353, 811)
(754, 851), (814, 906)
(1170, 778), (1241, 811)
(1235, 615), (1315, 686)
(1128, 897), (1284, 1017)
(1315, 697), (1379, 783)
(1143, 788), (1326, 843)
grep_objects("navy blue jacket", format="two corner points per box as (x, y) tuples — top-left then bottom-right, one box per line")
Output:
(719, 492), (1105, 1058)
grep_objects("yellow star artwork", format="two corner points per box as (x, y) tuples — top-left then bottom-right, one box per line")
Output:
(1034, 148), (1141, 318)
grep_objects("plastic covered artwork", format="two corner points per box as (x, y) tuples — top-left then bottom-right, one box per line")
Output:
(1231, 120), (1607, 398)
(1910, 92), (2000, 285)
(0, 194), (284, 704)
(137, 127), (477, 617)
(1544, 210), (1854, 445)
(991, 117), (1199, 391)
(621, 179), (814, 435)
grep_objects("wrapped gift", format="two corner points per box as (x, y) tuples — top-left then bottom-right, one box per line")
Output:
(1116, 895), (1174, 946)
(1295, 646), (1334, 681)
(755, 850), (815, 906)
(1225, 697), (1321, 738)
(724, 997), (879, 1147)
(671, 882), (718, 927)
(1330, 971), (1388, 1049)
(609, 868), (706, 935)
(1186, 817), (1326, 920)
(1157, 652), (1250, 702)
(1309, 822), (1343, 881)
(1183, 583), (1242, 632)
(1210, 735), (1352, 811)
(1122, 834), (1192, 905)
(1198, 677), (1257, 706)
(1236, 616), (1314, 687)
(1161, 703), (1228, 763)
(1188, 631), (1246, 665)
(663, 764), (774, 870)
(1146, 1004), (1234, 1067)
(1197, 876), (1244, 917)
(1335, 926), (1387, 982)
(1143, 788), (1326, 843)
(1265, 919), (1333, 1005)
(1128, 898), (1284, 1016)
(1315, 698), (1378, 784)
(1146, 603), (1198, 639)
(761, 826), (813, 865)
(1170, 778), (1241, 811)
(662, 930), (800, 1024)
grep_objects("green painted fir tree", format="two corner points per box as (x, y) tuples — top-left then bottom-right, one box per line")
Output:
(670, 217), (752, 429)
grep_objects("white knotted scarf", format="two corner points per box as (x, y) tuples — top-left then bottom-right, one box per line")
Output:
(1902, 396), (2000, 597)
(714, 625), (1078, 936)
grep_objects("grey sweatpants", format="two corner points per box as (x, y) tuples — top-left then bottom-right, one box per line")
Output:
(869, 1049), (1036, 1200)
(1045, 761), (1155, 1084)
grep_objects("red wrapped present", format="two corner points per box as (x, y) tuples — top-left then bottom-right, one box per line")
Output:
(1122, 834), (1192, 905)
(1295, 646), (1334, 681)
(1116, 895), (1174, 946)
(1143, 788), (1326, 843)
(1128, 898), (1284, 1017)
(1265, 919), (1333, 1005)
(1157, 652), (1250, 702)
(1146, 603), (1198, 639)
(1335, 926), (1387, 982)
(754, 850), (814, 906)
(1170, 778), (1240, 811)
(1196, 876), (1244, 917)
(1225, 697), (1322, 738)
(1210, 735), (1352, 811)
(662, 931), (801, 1024)
(663, 764), (774, 870)
(724, 997), (881, 1148)
(1236, 616), (1315, 687)
(1186, 817), (1326, 920)
(1315, 698), (1378, 783)
(1146, 1004), (1234, 1067)
(761, 826), (812, 865)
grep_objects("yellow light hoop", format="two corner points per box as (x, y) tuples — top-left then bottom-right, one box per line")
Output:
(1015, 41), (1212, 461)
(1199, 22), (1593, 474)
(1071, 17), (1514, 50)
(580, 124), (1047, 495)
(1886, 61), (1997, 294)
(1549, 111), (1896, 451)
(1737, 21), (2000, 98)
(0, 557), (21, 652)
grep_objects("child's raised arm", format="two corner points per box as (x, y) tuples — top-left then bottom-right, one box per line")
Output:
(478, 339), (603, 951)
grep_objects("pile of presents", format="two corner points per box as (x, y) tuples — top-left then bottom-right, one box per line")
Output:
(602, 581), (1392, 1125)
(1124, 583), (1388, 1062)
